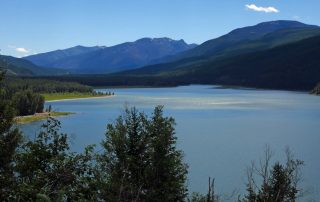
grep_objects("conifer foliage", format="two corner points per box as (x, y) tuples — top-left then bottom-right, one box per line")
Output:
(0, 71), (23, 200)
(98, 106), (188, 201)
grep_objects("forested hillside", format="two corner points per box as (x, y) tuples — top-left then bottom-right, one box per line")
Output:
(121, 27), (320, 77)
(156, 20), (319, 63)
(0, 55), (68, 76)
(176, 34), (320, 90)
(44, 35), (320, 92)
(0, 70), (95, 116)
(4, 77), (94, 94)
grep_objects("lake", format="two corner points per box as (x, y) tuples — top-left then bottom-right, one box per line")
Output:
(19, 85), (320, 200)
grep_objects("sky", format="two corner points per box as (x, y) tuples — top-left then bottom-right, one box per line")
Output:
(0, 0), (319, 57)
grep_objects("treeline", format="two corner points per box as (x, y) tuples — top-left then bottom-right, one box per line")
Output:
(0, 70), (97, 116)
(1, 72), (45, 116)
(37, 34), (320, 92)
(36, 74), (187, 87)
(11, 90), (44, 116)
(4, 76), (94, 94)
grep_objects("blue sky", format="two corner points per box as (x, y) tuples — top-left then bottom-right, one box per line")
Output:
(1, 0), (319, 57)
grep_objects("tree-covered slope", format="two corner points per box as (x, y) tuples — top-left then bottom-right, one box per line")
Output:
(180, 34), (320, 90)
(65, 34), (320, 91)
(125, 27), (320, 77)
(158, 20), (318, 63)
(0, 55), (68, 76)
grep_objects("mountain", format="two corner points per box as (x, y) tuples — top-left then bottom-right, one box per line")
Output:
(24, 45), (104, 68)
(57, 33), (320, 90)
(24, 38), (197, 74)
(185, 34), (320, 90)
(0, 55), (68, 76)
(124, 27), (320, 77)
(157, 20), (318, 63)
(114, 34), (320, 91)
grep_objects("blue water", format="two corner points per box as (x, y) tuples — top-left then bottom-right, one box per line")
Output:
(19, 85), (320, 200)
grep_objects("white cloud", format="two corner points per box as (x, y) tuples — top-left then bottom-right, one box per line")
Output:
(15, 47), (29, 53)
(246, 4), (279, 13)
(8, 45), (31, 54)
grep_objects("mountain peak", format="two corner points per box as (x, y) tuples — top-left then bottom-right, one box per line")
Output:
(24, 37), (197, 73)
(135, 37), (184, 44)
(219, 20), (318, 42)
(254, 20), (317, 29)
(159, 20), (320, 62)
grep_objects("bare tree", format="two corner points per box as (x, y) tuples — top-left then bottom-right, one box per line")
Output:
(242, 145), (304, 202)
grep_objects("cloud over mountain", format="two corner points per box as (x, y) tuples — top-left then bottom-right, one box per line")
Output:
(246, 4), (279, 13)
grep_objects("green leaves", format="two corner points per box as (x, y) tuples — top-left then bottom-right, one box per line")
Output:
(0, 71), (23, 200)
(1, 104), (188, 201)
(14, 117), (100, 201)
(99, 106), (188, 201)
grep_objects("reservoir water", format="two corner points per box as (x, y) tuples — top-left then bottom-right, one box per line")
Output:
(19, 85), (320, 200)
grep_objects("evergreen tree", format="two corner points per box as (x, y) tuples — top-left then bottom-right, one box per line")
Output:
(0, 71), (23, 200)
(12, 90), (44, 116)
(98, 106), (188, 201)
(146, 106), (188, 201)
(99, 107), (151, 201)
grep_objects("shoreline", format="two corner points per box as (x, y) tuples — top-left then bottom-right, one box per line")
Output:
(15, 112), (75, 124)
(46, 95), (114, 103)
(93, 84), (311, 94)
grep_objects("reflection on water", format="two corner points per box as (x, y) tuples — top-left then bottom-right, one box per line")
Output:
(19, 85), (320, 201)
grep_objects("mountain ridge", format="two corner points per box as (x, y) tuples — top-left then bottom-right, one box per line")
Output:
(119, 26), (320, 77)
(24, 45), (105, 68)
(154, 20), (319, 63)
(49, 34), (320, 91)
(24, 38), (197, 73)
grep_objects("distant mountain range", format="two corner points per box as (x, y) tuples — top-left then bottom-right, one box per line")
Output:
(123, 21), (320, 76)
(108, 20), (320, 90)
(58, 33), (320, 91)
(2, 20), (320, 91)
(24, 45), (104, 68)
(24, 38), (197, 74)
(49, 20), (320, 91)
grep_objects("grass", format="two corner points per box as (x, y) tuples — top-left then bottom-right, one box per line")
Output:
(41, 92), (109, 101)
(15, 92), (112, 124)
(15, 112), (74, 124)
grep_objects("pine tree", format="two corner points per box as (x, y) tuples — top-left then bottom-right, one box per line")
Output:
(0, 71), (23, 200)
(146, 106), (188, 201)
(98, 106), (188, 201)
